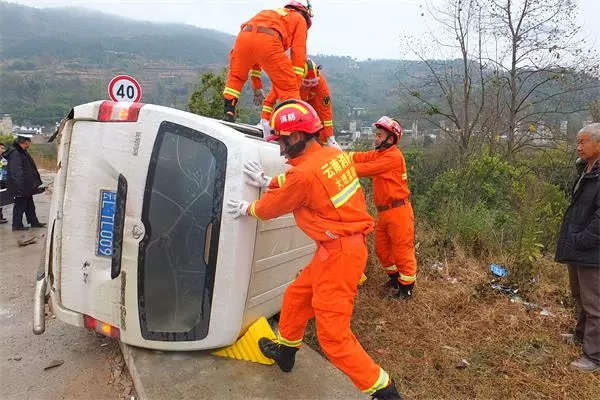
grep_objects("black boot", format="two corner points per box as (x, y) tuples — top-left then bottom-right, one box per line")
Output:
(372, 379), (403, 400)
(258, 337), (298, 372)
(384, 272), (400, 289)
(223, 98), (237, 122)
(396, 283), (414, 300)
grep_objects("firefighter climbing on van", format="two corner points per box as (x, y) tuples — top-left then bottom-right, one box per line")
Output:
(226, 100), (403, 400)
(349, 116), (417, 299)
(258, 58), (339, 149)
(222, 1), (313, 122)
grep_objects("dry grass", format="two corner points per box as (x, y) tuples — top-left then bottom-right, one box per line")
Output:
(304, 237), (600, 399)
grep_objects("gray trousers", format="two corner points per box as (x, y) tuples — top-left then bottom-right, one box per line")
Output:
(568, 264), (600, 364)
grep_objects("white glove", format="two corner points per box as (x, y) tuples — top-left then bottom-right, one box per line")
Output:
(253, 89), (265, 106)
(257, 119), (272, 139)
(327, 136), (342, 150)
(227, 199), (250, 219)
(243, 160), (272, 189)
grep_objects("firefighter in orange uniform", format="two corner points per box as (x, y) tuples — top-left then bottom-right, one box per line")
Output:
(226, 100), (403, 400)
(259, 58), (339, 148)
(222, 1), (312, 122)
(349, 117), (417, 299)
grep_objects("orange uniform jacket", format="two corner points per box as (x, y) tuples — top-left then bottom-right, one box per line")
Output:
(248, 141), (374, 242)
(262, 74), (334, 141)
(349, 146), (410, 206)
(245, 8), (308, 90)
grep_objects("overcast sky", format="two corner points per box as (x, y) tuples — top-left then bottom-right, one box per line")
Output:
(8, 0), (600, 60)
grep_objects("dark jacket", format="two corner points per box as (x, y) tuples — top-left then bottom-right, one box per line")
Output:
(555, 159), (600, 267)
(4, 141), (43, 198)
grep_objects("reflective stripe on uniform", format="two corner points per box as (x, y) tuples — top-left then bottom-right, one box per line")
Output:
(363, 368), (390, 395)
(249, 69), (262, 78)
(223, 87), (241, 99)
(323, 120), (333, 127)
(330, 178), (360, 209)
(401, 173), (408, 180)
(248, 201), (262, 220)
(277, 331), (302, 348)
(277, 173), (286, 188)
(262, 105), (274, 114)
(399, 273), (416, 282)
(293, 66), (305, 76)
(382, 264), (398, 272)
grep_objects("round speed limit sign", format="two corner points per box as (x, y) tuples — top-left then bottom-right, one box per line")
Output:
(108, 75), (142, 102)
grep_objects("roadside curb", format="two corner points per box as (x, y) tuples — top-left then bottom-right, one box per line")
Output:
(120, 343), (148, 400)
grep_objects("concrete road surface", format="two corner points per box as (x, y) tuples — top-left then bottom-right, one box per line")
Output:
(0, 175), (135, 400)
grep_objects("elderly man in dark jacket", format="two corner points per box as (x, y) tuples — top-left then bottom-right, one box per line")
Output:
(4, 134), (46, 231)
(555, 123), (600, 373)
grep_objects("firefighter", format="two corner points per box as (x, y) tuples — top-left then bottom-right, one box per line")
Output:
(222, 1), (312, 122)
(258, 58), (339, 149)
(349, 116), (417, 299)
(226, 100), (403, 400)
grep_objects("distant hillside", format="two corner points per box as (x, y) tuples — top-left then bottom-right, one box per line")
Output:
(0, 3), (412, 127)
(1, 3), (594, 130)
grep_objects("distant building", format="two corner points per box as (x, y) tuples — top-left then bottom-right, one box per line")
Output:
(0, 114), (13, 134)
(13, 125), (44, 135)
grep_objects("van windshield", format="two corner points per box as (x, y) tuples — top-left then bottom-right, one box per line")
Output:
(138, 121), (227, 341)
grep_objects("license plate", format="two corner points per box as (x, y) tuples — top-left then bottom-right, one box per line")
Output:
(97, 190), (117, 257)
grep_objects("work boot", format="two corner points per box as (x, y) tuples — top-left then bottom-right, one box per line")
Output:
(223, 98), (237, 122)
(372, 379), (403, 400)
(396, 283), (414, 300)
(258, 337), (298, 373)
(31, 222), (46, 228)
(384, 272), (400, 289)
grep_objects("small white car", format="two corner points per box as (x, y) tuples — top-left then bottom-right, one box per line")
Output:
(33, 101), (314, 350)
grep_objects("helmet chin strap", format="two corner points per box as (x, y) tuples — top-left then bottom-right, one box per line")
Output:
(281, 136), (309, 158)
(375, 132), (395, 150)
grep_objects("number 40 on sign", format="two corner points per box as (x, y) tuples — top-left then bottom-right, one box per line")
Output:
(108, 75), (142, 103)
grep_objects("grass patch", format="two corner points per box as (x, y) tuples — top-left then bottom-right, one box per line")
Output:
(303, 236), (600, 399)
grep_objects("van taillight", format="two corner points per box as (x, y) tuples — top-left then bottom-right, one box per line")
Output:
(83, 315), (121, 339)
(98, 101), (143, 122)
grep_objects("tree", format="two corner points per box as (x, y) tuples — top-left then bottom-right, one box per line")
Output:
(402, 0), (487, 160)
(486, 0), (600, 156)
(188, 69), (228, 119)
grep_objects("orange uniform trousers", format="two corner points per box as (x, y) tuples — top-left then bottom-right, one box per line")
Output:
(277, 234), (390, 394)
(375, 203), (417, 285)
(224, 28), (300, 102)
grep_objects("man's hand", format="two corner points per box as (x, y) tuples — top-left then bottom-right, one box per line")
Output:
(227, 199), (250, 219)
(243, 161), (271, 189)
(253, 89), (265, 106)
(257, 119), (272, 139)
(327, 136), (342, 150)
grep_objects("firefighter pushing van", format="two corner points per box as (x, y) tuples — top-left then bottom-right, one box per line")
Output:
(227, 100), (403, 400)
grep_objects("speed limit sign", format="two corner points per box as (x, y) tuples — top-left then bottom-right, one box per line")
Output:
(108, 75), (142, 102)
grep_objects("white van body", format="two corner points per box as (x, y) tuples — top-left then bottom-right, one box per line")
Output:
(33, 101), (315, 350)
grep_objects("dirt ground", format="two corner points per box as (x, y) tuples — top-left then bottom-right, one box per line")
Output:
(0, 177), (135, 400)
(305, 239), (600, 399)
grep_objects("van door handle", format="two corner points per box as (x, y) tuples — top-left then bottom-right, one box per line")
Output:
(203, 221), (213, 265)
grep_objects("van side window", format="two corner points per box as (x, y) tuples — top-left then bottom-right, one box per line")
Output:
(138, 121), (227, 341)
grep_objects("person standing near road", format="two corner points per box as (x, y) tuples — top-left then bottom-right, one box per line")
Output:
(555, 123), (600, 373)
(348, 117), (417, 299)
(0, 142), (8, 224)
(4, 134), (46, 231)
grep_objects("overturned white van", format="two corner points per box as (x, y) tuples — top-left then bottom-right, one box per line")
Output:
(33, 101), (315, 350)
